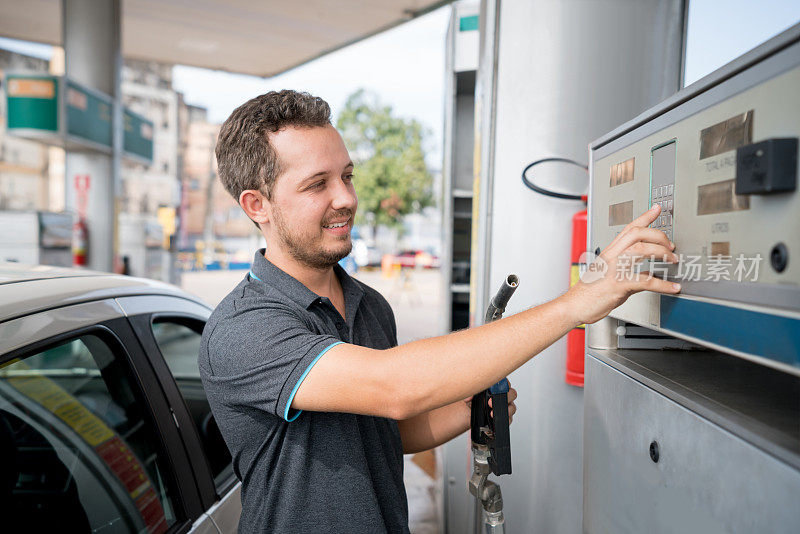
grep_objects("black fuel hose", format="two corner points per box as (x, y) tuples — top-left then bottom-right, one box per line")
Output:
(521, 157), (588, 200)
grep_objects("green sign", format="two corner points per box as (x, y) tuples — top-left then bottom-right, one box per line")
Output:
(459, 15), (479, 32)
(65, 80), (112, 149)
(5, 73), (153, 163)
(6, 75), (59, 132)
(124, 109), (154, 162)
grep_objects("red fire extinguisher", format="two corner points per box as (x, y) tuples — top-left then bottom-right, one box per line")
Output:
(565, 204), (587, 387)
(72, 217), (89, 267)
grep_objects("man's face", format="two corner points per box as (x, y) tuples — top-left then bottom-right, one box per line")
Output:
(265, 124), (357, 270)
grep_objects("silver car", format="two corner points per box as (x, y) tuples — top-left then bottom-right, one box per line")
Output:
(0, 263), (240, 533)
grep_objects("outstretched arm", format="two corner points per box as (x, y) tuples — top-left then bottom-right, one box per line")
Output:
(293, 204), (678, 420)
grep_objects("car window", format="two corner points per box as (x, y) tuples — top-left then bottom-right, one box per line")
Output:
(0, 333), (178, 533)
(151, 320), (233, 489)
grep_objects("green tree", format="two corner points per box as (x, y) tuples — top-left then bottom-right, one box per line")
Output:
(336, 89), (434, 234)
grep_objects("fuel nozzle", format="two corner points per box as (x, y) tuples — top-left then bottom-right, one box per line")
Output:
(484, 275), (519, 324)
(471, 274), (519, 475)
(469, 275), (519, 534)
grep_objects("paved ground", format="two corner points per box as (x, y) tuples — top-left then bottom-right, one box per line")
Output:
(181, 266), (446, 533)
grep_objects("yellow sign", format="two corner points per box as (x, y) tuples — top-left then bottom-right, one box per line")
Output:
(6, 365), (114, 446)
(157, 207), (176, 249)
(7, 78), (55, 99)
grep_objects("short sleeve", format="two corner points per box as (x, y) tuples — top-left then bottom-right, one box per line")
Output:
(202, 302), (340, 422)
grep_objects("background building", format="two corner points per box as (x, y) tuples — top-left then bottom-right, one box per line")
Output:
(180, 104), (257, 266)
(121, 59), (182, 216)
(0, 49), (52, 211)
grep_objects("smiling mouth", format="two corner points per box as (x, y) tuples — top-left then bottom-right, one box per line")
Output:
(322, 219), (349, 229)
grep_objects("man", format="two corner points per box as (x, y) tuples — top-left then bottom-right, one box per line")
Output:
(199, 90), (679, 533)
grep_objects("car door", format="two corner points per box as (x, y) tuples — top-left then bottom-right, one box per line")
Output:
(119, 295), (241, 534)
(0, 298), (208, 533)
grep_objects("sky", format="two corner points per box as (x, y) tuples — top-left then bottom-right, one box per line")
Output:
(684, 0), (800, 85)
(172, 5), (450, 160)
(1, 0), (800, 169)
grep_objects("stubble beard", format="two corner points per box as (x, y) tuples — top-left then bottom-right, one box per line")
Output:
(272, 205), (353, 270)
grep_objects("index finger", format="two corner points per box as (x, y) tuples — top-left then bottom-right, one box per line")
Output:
(631, 203), (662, 228)
(607, 204), (661, 251)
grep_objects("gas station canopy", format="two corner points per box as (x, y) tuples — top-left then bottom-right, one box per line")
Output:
(0, 0), (450, 77)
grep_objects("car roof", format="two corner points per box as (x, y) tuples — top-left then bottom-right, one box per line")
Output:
(0, 262), (105, 284)
(0, 262), (210, 323)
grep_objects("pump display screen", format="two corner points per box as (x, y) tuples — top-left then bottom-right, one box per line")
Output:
(650, 141), (676, 240)
(699, 110), (753, 159)
(608, 200), (633, 226)
(651, 142), (676, 187)
(610, 158), (635, 187)
(697, 179), (751, 215)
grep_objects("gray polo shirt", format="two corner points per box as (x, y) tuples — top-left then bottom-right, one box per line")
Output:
(199, 250), (409, 533)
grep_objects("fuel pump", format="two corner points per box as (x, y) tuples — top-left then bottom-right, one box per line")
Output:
(469, 274), (518, 534)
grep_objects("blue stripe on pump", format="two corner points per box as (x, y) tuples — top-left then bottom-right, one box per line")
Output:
(659, 295), (800, 367)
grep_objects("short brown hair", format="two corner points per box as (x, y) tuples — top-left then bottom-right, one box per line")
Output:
(215, 90), (331, 204)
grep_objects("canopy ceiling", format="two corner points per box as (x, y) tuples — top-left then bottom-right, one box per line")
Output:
(0, 0), (451, 77)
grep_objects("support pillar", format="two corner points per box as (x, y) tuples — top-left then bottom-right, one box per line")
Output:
(62, 0), (122, 271)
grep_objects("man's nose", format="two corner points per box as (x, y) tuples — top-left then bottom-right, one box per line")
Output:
(330, 177), (357, 211)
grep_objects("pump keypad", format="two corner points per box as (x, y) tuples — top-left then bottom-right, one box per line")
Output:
(651, 184), (674, 241)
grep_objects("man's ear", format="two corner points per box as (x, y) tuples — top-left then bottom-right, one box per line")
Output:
(239, 189), (271, 226)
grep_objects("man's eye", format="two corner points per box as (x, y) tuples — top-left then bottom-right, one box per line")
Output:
(344, 173), (354, 181)
(309, 181), (325, 190)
